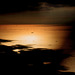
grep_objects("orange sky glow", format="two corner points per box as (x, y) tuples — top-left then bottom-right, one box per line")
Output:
(0, 24), (72, 49)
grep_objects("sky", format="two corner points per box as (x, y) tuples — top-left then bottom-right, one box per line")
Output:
(0, 25), (72, 49)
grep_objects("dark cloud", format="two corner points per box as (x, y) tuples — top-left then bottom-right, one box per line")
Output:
(12, 44), (32, 49)
(0, 0), (75, 14)
(0, 7), (75, 24)
(47, 0), (75, 6)
(0, 44), (32, 54)
(0, 39), (13, 43)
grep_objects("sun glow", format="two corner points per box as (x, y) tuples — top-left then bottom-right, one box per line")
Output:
(19, 34), (40, 44)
